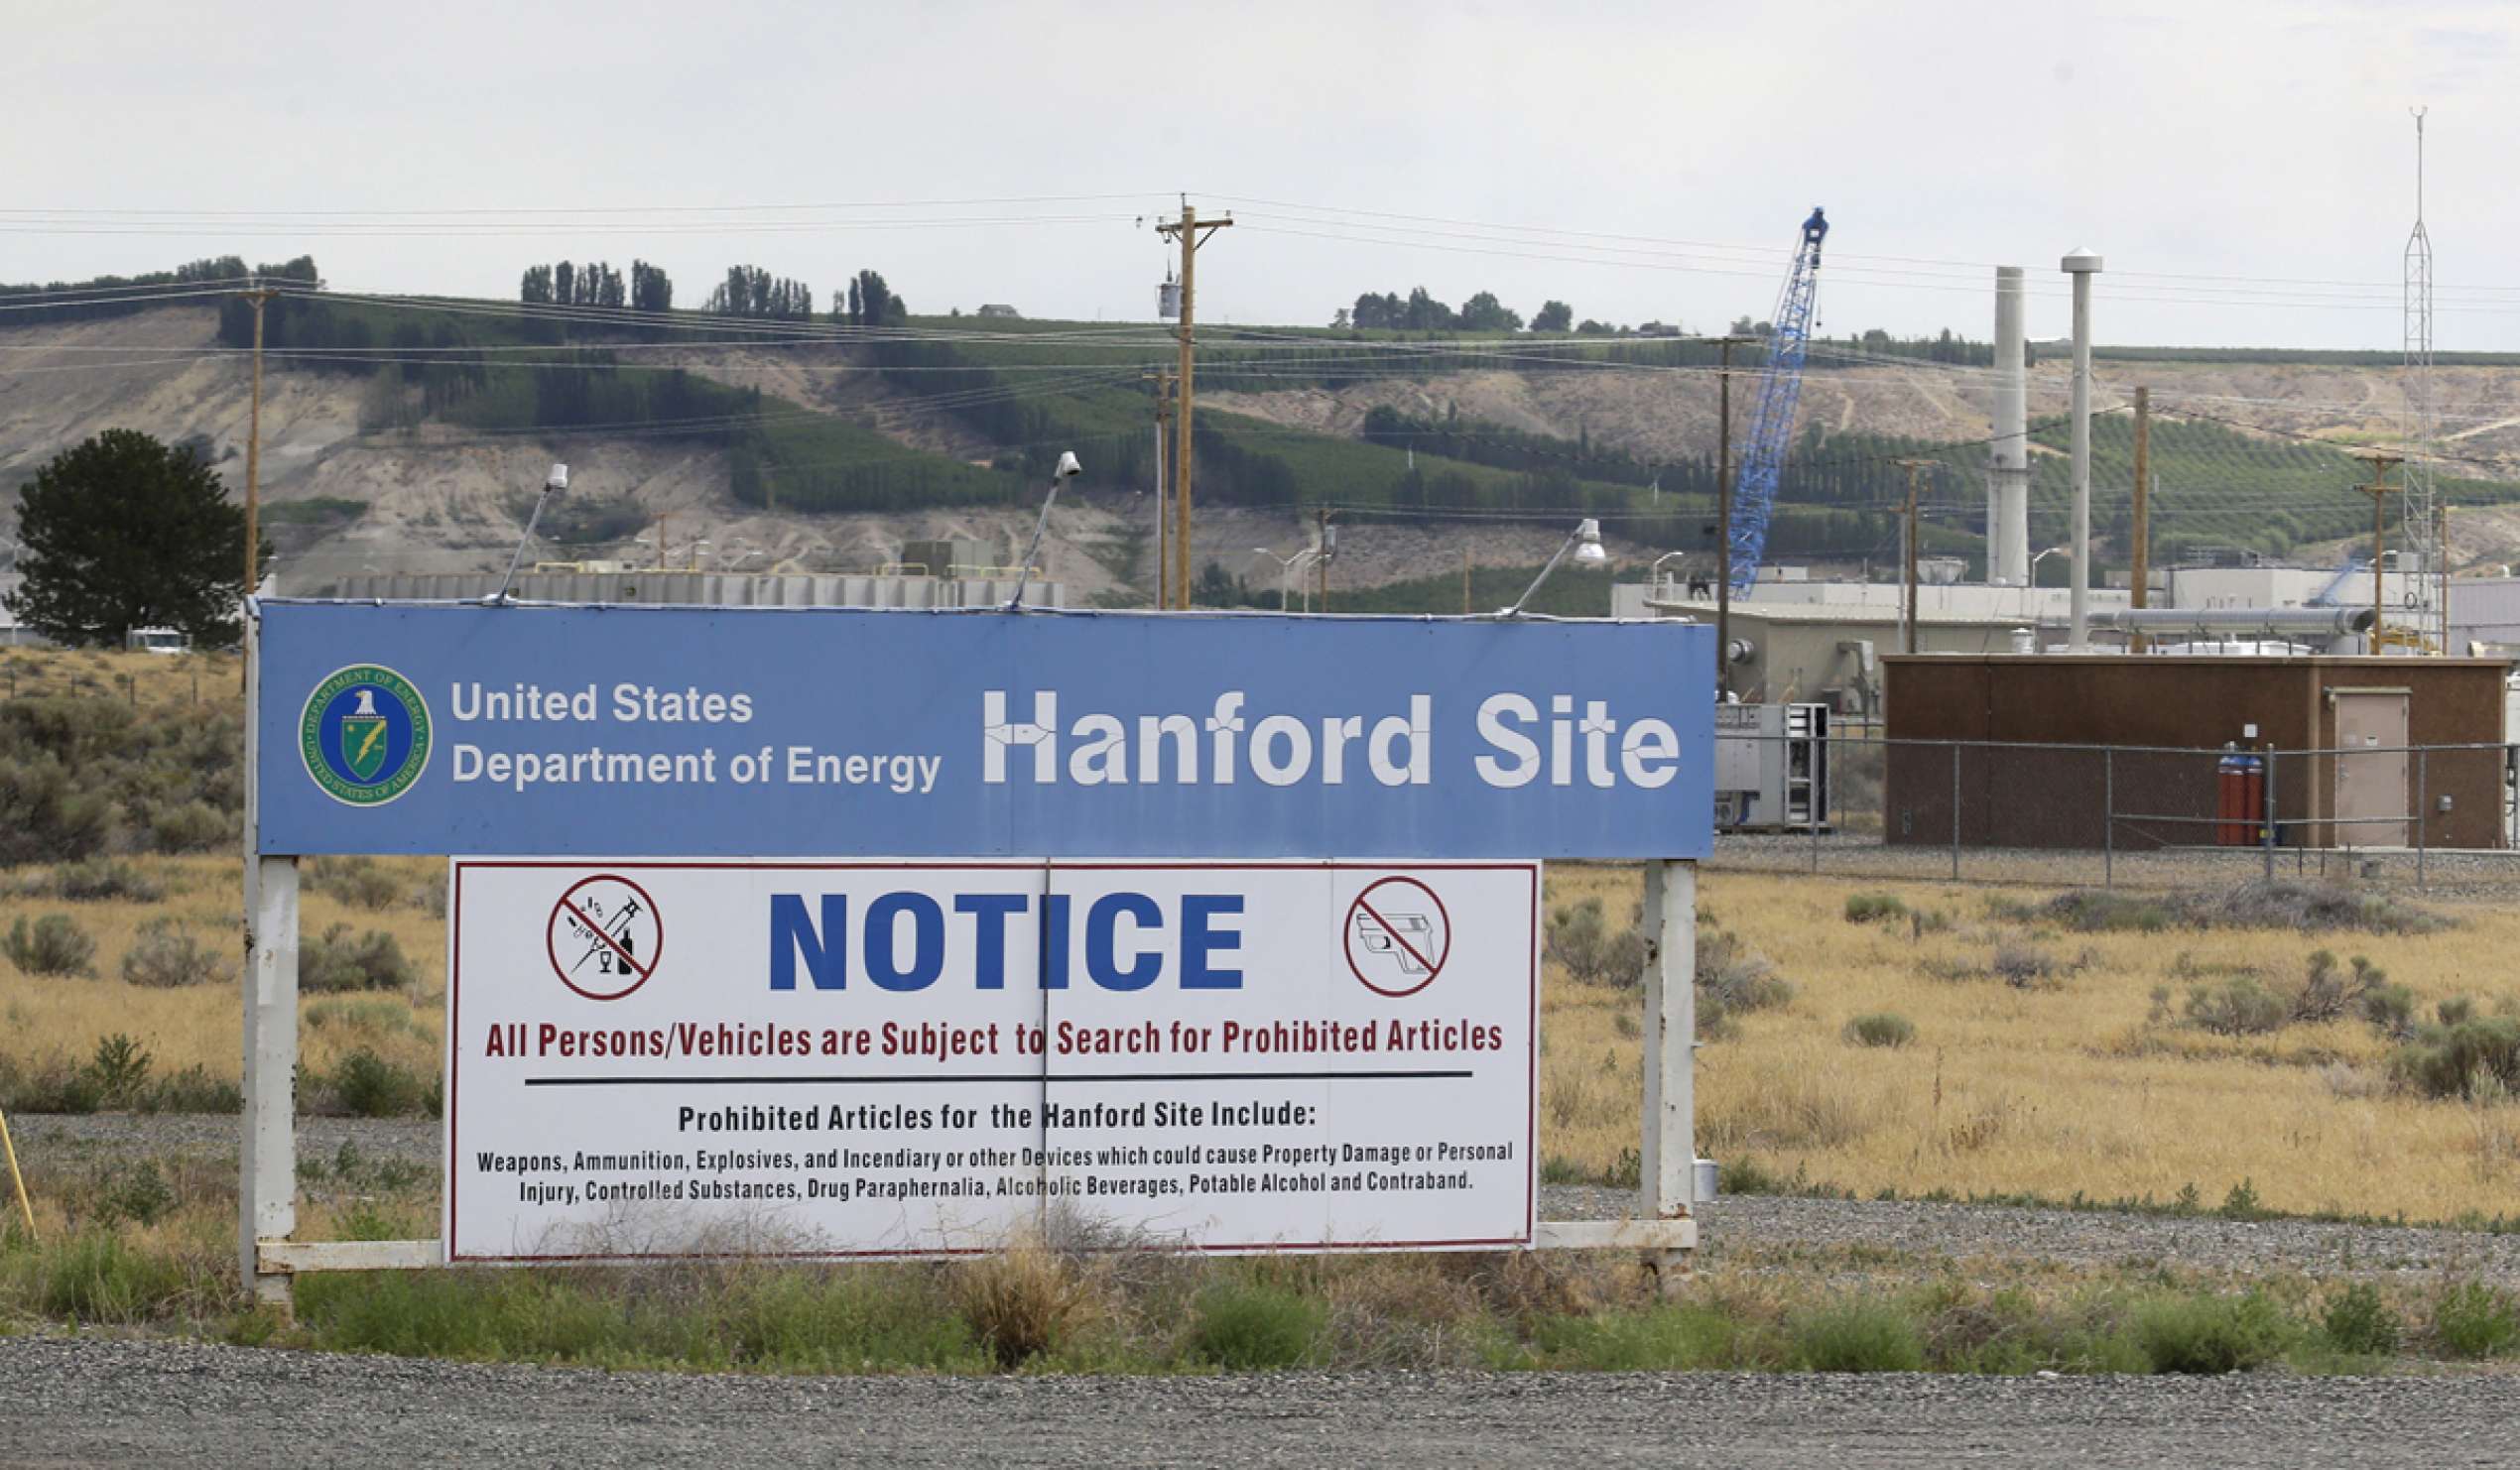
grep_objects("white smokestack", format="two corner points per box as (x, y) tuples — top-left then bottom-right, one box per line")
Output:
(1989, 267), (2030, 586)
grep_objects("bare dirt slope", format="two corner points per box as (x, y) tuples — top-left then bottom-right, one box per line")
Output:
(1208, 358), (2520, 473)
(0, 309), (1143, 599)
(14, 306), (2520, 598)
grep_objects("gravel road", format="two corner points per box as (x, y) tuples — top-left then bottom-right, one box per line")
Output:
(3, 1336), (2517, 1469)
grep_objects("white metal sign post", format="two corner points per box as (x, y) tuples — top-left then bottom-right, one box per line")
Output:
(242, 603), (1711, 1305)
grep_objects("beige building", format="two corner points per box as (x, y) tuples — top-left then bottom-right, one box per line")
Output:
(1613, 578), (2132, 717)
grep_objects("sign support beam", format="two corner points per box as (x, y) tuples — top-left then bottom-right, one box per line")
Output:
(1639, 858), (1699, 1290)
(239, 606), (301, 1311)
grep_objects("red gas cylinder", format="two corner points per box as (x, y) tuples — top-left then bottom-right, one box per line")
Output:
(2216, 749), (2265, 847)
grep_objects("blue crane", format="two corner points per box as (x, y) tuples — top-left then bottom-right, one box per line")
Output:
(1726, 207), (1828, 592)
(2308, 551), (2368, 607)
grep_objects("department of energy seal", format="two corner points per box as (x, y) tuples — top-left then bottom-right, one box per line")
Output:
(301, 665), (432, 806)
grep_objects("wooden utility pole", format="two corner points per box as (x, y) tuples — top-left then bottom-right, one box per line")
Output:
(1155, 203), (1232, 609)
(1714, 336), (1743, 695)
(1461, 547), (1471, 615)
(1898, 458), (1933, 655)
(2357, 453), (2403, 647)
(240, 280), (276, 602)
(2129, 386), (2151, 653)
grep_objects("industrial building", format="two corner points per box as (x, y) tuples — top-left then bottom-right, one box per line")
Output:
(1881, 654), (2508, 851)
(1613, 577), (2134, 714)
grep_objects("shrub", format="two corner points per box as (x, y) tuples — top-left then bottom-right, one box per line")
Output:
(2360, 983), (2417, 1040)
(1545, 898), (1646, 986)
(307, 856), (408, 912)
(2429, 1282), (2519, 1359)
(2200, 881), (2442, 935)
(1844, 1013), (1916, 1048)
(140, 1064), (241, 1114)
(1190, 1281), (1326, 1370)
(41, 857), (164, 903)
(1698, 925), (1792, 1039)
(87, 1034), (153, 1106)
(144, 799), (232, 854)
(2320, 1284), (2402, 1358)
(2289, 951), (2384, 1024)
(322, 1050), (430, 1118)
(0, 1051), (102, 1114)
(2031, 882), (2442, 936)
(2131, 1291), (2295, 1374)
(2388, 1018), (2520, 1101)
(301, 924), (420, 994)
(95, 1161), (177, 1228)
(0, 752), (112, 864)
(946, 1242), (1091, 1367)
(1990, 940), (2061, 988)
(2040, 892), (2173, 933)
(1843, 893), (1908, 924)
(2183, 977), (2288, 1036)
(2437, 996), (2476, 1027)
(1788, 1300), (1926, 1373)
(3, 913), (97, 977)
(121, 919), (233, 989)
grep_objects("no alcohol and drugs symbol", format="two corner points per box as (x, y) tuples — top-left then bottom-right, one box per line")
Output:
(547, 874), (664, 1001)
(1343, 876), (1450, 998)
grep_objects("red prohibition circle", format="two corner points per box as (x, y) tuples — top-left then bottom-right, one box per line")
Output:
(546, 874), (665, 1002)
(1343, 876), (1452, 998)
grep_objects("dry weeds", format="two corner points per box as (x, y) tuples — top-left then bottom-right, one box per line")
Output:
(1541, 864), (2520, 1221)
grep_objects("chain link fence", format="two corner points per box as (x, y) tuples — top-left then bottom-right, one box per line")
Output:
(1712, 730), (2520, 894)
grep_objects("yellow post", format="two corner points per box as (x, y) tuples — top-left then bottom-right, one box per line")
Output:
(0, 1106), (35, 1242)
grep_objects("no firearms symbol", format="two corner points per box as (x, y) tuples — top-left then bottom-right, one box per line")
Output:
(1344, 876), (1450, 998)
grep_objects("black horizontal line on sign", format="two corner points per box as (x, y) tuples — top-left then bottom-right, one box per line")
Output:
(522, 1070), (1474, 1087)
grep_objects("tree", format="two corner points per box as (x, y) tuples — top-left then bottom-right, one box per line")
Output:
(1532, 300), (1574, 333)
(847, 270), (899, 327)
(1401, 287), (1455, 332)
(4, 430), (270, 648)
(630, 260), (673, 312)
(1329, 306), (1352, 329)
(520, 265), (554, 305)
(1457, 291), (1523, 332)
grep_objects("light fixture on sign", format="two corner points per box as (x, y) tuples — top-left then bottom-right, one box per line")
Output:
(1007, 451), (1082, 612)
(487, 463), (570, 606)
(1500, 518), (1607, 618)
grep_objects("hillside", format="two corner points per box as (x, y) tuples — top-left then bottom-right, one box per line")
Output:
(7, 292), (2520, 612)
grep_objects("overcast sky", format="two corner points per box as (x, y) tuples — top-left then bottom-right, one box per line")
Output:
(6, 1), (2513, 350)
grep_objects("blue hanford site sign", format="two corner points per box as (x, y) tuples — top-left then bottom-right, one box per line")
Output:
(255, 601), (1712, 859)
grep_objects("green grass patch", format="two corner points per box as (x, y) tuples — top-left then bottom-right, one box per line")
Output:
(2130, 1290), (2297, 1374)
(1189, 1280), (1327, 1370)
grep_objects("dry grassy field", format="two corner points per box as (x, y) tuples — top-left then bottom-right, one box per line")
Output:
(1546, 865), (2520, 1222)
(6, 837), (2517, 1223)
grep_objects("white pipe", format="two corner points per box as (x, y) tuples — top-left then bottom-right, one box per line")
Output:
(2063, 250), (2102, 647)
(2094, 606), (2375, 638)
(1989, 268), (2029, 586)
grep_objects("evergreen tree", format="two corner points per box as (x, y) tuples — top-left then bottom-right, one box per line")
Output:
(5, 430), (270, 648)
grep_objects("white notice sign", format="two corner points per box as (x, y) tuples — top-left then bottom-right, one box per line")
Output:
(444, 859), (1539, 1262)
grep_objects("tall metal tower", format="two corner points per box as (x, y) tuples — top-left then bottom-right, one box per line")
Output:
(2403, 107), (2440, 648)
